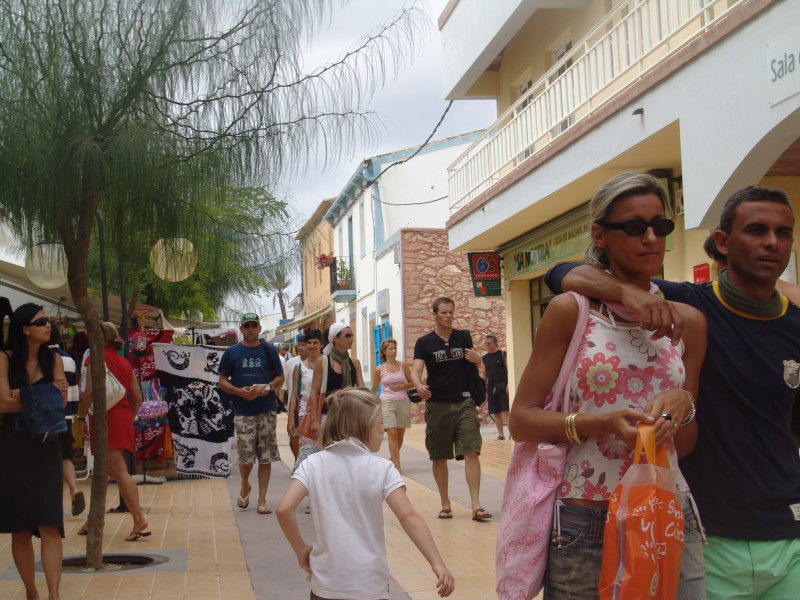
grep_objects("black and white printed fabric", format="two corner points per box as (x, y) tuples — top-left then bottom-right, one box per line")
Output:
(153, 343), (233, 479)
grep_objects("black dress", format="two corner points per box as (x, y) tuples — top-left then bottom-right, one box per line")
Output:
(0, 368), (65, 537)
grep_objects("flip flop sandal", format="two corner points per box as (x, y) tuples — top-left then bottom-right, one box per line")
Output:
(256, 505), (272, 515)
(71, 491), (85, 516)
(236, 484), (251, 509)
(124, 530), (152, 542)
(77, 525), (88, 536)
(472, 508), (493, 522)
(437, 508), (453, 519)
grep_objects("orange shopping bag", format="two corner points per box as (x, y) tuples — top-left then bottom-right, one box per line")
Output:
(598, 424), (684, 600)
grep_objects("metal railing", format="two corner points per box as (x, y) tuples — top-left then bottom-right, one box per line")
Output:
(447, 0), (745, 214)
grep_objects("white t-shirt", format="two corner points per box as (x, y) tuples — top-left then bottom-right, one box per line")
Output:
(292, 438), (405, 600)
(295, 358), (315, 419)
(284, 354), (302, 404)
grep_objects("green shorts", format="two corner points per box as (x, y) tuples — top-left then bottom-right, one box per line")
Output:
(705, 535), (800, 599)
(424, 398), (482, 461)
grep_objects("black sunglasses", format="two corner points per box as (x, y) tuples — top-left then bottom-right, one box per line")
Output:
(599, 217), (675, 237)
(28, 317), (49, 327)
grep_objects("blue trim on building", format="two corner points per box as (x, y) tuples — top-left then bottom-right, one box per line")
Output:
(375, 230), (400, 260)
(323, 130), (484, 228)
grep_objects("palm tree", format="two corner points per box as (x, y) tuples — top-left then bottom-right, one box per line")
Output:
(0, 0), (422, 568)
(265, 267), (292, 321)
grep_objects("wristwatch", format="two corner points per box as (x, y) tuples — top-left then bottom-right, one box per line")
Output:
(679, 391), (696, 428)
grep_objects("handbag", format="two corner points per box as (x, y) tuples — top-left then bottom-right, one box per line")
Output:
(495, 292), (589, 600)
(80, 356), (127, 412)
(407, 388), (423, 403)
(18, 383), (67, 443)
(599, 424), (684, 600)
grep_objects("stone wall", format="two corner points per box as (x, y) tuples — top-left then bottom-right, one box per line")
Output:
(400, 228), (507, 424)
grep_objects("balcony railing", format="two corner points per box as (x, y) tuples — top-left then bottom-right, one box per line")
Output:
(447, 0), (745, 214)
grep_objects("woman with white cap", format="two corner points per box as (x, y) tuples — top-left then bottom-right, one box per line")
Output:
(298, 324), (364, 462)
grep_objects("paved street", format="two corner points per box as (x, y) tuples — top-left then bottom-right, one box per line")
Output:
(0, 414), (515, 599)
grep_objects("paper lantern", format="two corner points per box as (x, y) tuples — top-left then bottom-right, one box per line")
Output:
(25, 244), (68, 289)
(149, 238), (198, 282)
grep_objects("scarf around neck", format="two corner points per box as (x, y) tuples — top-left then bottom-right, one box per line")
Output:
(716, 268), (785, 318)
(329, 347), (353, 388)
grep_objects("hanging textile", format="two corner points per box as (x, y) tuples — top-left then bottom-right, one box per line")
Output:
(153, 343), (233, 479)
(128, 329), (174, 382)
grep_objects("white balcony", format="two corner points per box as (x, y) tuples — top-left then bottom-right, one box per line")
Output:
(447, 0), (746, 215)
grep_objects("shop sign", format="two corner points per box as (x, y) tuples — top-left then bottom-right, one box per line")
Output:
(505, 214), (590, 279)
(693, 263), (710, 284)
(467, 252), (502, 296)
(768, 32), (800, 106)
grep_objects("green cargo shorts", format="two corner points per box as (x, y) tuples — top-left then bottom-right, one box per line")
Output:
(424, 397), (482, 461)
(705, 535), (800, 599)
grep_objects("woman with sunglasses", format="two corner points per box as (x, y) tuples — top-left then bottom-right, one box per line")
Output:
(303, 324), (364, 444)
(0, 304), (69, 600)
(509, 173), (707, 599)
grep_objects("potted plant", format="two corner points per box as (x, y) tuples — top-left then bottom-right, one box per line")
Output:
(336, 261), (353, 290)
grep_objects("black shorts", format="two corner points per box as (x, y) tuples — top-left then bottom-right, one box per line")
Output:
(487, 384), (509, 415)
(58, 420), (74, 461)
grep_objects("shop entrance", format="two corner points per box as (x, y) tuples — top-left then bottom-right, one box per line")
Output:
(530, 276), (555, 342)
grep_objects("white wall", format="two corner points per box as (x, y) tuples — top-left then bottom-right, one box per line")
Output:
(440, 0), (589, 98)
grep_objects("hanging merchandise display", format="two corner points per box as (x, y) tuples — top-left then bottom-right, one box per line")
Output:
(25, 243), (68, 289)
(128, 329), (174, 382)
(153, 343), (234, 479)
(149, 238), (198, 282)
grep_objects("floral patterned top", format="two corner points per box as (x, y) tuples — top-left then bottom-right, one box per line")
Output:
(559, 307), (688, 501)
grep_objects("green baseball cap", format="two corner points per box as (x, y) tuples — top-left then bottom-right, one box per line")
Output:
(240, 313), (260, 325)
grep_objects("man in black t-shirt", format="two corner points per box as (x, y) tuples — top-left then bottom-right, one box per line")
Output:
(411, 296), (492, 522)
(546, 186), (800, 598)
(481, 335), (509, 440)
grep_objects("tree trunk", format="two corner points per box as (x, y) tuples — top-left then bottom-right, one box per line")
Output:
(277, 290), (287, 320)
(65, 204), (108, 570)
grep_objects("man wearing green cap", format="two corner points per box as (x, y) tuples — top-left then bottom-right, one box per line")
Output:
(219, 313), (284, 514)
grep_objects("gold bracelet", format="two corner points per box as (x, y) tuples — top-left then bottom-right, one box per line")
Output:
(570, 413), (583, 444)
(565, 412), (583, 444)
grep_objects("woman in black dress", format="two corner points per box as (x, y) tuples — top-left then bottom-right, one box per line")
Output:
(0, 303), (67, 600)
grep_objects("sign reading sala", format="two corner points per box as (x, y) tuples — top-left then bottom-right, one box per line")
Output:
(768, 32), (800, 106)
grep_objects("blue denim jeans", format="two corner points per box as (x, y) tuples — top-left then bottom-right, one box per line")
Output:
(544, 493), (706, 600)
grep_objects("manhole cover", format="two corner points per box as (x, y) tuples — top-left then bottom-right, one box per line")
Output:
(48, 553), (169, 573)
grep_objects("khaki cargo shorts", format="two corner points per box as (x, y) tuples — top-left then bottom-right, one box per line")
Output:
(424, 397), (482, 461)
(234, 412), (280, 465)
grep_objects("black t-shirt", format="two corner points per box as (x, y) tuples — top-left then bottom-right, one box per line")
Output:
(414, 329), (474, 403)
(546, 263), (800, 540)
(482, 350), (507, 389)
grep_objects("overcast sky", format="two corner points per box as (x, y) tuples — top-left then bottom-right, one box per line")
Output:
(253, 0), (497, 315)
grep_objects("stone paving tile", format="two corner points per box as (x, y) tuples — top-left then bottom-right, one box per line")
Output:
(0, 415), (519, 600)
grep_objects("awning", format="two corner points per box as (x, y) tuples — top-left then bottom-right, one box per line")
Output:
(275, 306), (332, 333)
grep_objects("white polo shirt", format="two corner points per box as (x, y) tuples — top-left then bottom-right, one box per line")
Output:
(292, 438), (405, 600)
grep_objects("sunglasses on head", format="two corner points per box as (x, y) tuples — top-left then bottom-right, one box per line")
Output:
(599, 217), (675, 237)
(28, 317), (49, 327)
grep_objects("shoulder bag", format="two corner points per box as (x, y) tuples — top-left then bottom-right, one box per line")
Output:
(495, 292), (589, 600)
(79, 353), (127, 412)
